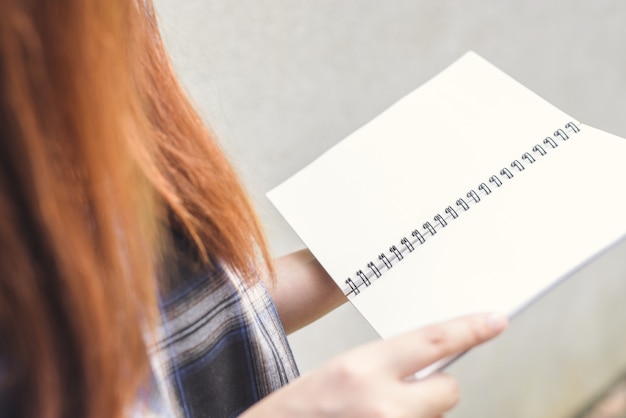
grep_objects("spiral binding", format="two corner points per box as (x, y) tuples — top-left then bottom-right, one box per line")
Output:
(342, 121), (581, 298)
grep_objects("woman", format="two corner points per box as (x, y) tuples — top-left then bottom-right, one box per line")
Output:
(0, 0), (507, 417)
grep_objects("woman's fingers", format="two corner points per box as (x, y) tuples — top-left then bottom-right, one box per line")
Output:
(243, 313), (508, 418)
(399, 373), (461, 418)
(378, 312), (508, 378)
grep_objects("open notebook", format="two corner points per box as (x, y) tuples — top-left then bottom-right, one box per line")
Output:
(268, 52), (626, 369)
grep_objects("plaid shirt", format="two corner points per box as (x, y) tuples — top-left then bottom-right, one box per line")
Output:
(141, 248), (300, 418)
(0, 246), (298, 418)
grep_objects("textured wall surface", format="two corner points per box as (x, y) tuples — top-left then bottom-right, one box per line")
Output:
(153, 2), (626, 417)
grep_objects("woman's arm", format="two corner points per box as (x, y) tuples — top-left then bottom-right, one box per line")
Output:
(265, 248), (347, 334)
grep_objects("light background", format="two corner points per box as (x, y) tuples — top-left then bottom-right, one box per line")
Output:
(153, 2), (626, 417)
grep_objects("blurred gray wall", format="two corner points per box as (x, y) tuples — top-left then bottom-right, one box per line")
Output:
(153, 2), (626, 417)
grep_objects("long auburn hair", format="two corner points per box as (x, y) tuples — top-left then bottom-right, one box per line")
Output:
(0, 1), (272, 417)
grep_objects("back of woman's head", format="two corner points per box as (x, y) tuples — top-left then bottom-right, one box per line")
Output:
(0, 1), (271, 417)
(0, 1), (160, 417)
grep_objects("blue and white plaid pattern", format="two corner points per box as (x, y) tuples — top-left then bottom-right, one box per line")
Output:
(142, 260), (299, 418)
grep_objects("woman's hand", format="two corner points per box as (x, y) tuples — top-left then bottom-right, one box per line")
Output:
(242, 312), (507, 418)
